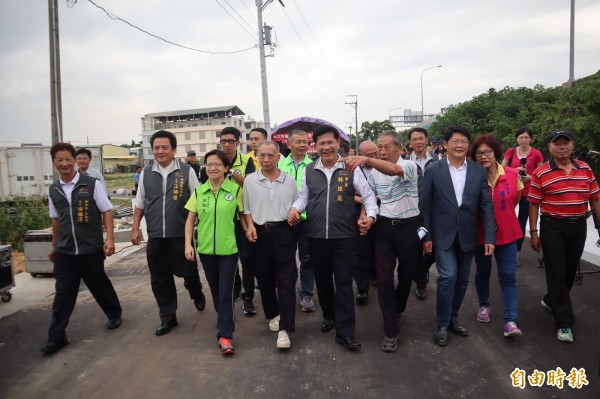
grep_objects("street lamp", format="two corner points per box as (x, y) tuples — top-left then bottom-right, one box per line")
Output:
(420, 65), (442, 122)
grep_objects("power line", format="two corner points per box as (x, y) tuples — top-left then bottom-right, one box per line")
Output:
(82, 0), (257, 54)
(222, 0), (256, 34)
(236, 0), (256, 21)
(279, 6), (345, 98)
(290, 0), (346, 94)
(213, 0), (259, 42)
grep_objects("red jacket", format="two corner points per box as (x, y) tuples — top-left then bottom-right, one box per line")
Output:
(478, 165), (524, 246)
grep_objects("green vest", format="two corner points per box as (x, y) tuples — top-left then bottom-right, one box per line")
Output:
(190, 179), (241, 256)
(278, 154), (313, 221)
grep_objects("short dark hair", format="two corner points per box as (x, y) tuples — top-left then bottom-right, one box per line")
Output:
(250, 127), (268, 139)
(75, 148), (92, 159)
(312, 124), (339, 143)
(443, 125), (471, 142)
(515, 127), (533, 139)
(204, 149), (231, 169)
(407, 127), (428, 140)
(50, 143), (76, 160)
(288, 129), (307, 139)
(150, 130), (177, 149)
(220, 126), (241, 140)
(469, 133), (503, 162)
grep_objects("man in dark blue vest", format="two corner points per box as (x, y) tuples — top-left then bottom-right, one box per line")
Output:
(132, 130), (205, 336)
(41, 143), (122, 355)
(289, 125), (378, 349)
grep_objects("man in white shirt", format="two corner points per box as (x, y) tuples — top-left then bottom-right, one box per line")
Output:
(288, 125), (378, 350)
(131, 130), (206, 336)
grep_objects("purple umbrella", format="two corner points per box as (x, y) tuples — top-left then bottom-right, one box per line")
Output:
(271, 116), (350, 143)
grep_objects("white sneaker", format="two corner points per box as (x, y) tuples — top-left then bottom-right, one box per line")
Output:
(269, 315), (280, 332)
(277, 330), (291, 349)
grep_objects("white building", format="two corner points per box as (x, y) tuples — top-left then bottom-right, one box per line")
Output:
(141, 105), (262, 165)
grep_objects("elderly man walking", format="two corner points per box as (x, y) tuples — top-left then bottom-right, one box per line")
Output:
(244, 141), (299, 349)
(344, 131), (422, 352)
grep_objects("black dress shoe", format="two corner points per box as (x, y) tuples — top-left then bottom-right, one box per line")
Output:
(155, 320), (178, 336)
(321, 320), (335, 333)
(335, 336), (362, 349)
(356, 291), (369, 305)
(448, 320), (469, 337)
(107, 318), (122, 330)
(194, 292), (206, 312)
(415, 288), (427, 300)
(434, 327), (448, 347)
(40, 337), (69, 355)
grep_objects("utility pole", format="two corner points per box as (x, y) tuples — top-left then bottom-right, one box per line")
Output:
(346, 95), (358, 151)
(256, 0), (284, 137)
(48, 0), (63, 144)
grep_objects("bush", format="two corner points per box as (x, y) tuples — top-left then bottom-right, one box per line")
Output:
(0, 198), (51, 251)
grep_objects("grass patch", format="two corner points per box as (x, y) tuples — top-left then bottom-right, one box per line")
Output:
(0, 198), (51, 251)
(105, 173), (135, 193)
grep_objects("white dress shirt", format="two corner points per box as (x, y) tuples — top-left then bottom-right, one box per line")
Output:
(447, 157), (468, 207)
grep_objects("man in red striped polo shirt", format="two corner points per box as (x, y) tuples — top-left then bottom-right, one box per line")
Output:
(528, 129), (600, 343)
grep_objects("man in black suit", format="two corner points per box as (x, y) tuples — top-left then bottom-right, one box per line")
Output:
(419, 126), (495, 346)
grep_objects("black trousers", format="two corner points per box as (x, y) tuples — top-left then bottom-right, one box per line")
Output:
(235, 221), (255, 300)
(354, 229), (375, 293)
(146, 237), (203, 323)
(374, 216), (421, 338)
(540, 216), (587, 329)
(309, 237), (357, 338)
(250, 223), (298, 332)
(201, 253), (238, 339)
(48, 252), (122, 343)
(414, 252), (436, 290)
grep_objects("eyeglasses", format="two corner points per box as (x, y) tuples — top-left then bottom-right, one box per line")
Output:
(205, 163), (224, 168)
(475, 149), (494, 158)
(220, 139), (237, 145)
(447, 139), (469, 146)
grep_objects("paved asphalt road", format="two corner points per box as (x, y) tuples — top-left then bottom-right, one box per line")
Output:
(0, 242), (598, 399)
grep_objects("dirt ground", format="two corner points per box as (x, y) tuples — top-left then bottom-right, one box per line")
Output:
(11, 251), (25, 274)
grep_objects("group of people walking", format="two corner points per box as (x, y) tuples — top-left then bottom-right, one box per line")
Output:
(41, 123), (599, 356)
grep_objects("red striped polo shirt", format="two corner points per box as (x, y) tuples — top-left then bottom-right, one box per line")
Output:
(528, 158), (600, 218)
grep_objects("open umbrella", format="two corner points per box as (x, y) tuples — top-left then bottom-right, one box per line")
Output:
(271, 116), (350, 154)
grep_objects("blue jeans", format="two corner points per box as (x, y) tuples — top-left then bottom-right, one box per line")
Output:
(474, 241), (518, 322)
(516, 196), (529, 252)
(296, 221), (314, 299)
(435, 240), (474, 327)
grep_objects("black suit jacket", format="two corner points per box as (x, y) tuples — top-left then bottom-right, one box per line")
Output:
(419, 158), (495, 252)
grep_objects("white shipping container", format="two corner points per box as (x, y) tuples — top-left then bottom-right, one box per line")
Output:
(0, 146), (104, 201)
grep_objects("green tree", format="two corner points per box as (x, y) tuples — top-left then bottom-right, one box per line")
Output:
(428, 69), (600, 173)
(359, 120), (395, 142)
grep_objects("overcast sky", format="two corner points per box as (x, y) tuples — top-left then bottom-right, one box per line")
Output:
(0, 0), (599, 146)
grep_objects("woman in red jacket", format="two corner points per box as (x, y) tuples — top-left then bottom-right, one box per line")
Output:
(470, 134), (524, 337)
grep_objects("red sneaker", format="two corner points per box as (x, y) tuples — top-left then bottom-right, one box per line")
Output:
(218, 337), (235, 355)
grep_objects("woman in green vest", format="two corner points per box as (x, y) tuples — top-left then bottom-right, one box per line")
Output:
(185, 149), (244, 355)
